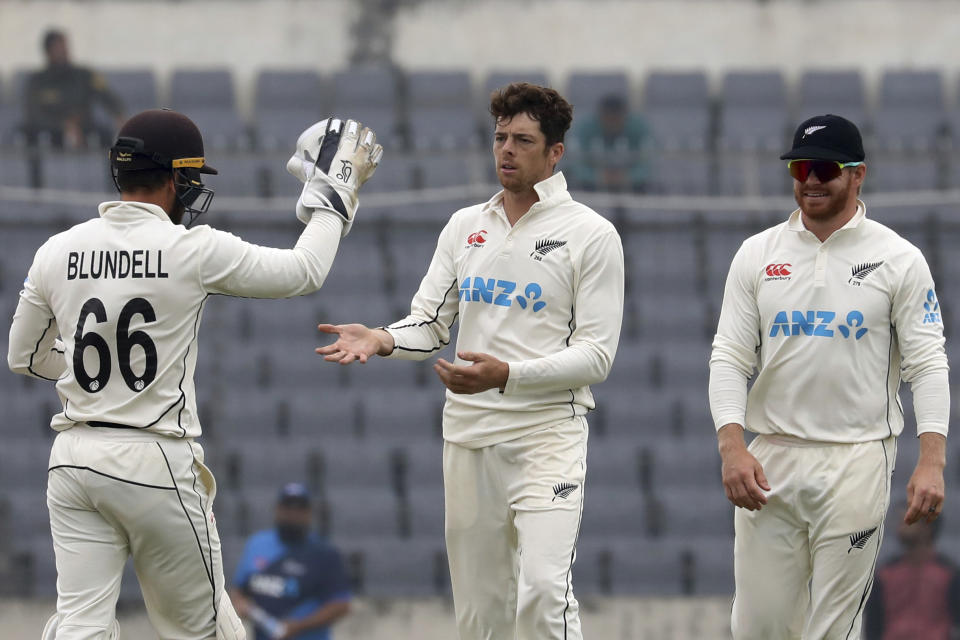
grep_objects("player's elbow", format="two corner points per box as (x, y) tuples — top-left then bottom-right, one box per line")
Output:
(7, 351), (29, 377)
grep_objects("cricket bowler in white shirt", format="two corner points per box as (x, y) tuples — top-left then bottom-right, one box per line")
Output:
(709, 114), (949, 639)
(7, 109), (381, 639)
(316, 83), (624, 639)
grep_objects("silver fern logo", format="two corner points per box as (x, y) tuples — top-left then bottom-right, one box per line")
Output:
(552, 482), (579, 501)
(848, 261), (884, 286)
(848, 527), (878, 553)
(531, 239), (567, 262)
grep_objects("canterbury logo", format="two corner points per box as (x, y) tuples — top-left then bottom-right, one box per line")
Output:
(848, 527), (878, 553)
(552, 482), (579, 501)
(850, 261), (884, 280)
(765, 263), (792, 277)
(804, 125), (827, 136)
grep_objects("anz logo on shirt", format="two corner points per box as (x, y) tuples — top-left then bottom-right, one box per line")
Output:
(769, 310), (869, 340)
(923, 289), (942, 324)
(249, 573), (300, 599)
(459, 276), (547, 312)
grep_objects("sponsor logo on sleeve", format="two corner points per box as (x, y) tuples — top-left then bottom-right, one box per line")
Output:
(923, 289), (942, 324)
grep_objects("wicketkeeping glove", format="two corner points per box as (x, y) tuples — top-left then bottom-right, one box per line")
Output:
(286, 118), (383, 235)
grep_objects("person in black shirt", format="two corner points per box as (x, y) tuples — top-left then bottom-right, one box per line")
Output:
(22, 29), (125, 148)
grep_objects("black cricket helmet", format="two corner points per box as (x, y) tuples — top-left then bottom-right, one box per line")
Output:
(109, 109), (217, 225)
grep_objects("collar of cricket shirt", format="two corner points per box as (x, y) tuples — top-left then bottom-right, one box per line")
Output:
(786, 199), (867, 234)
(98, 200), (173, 224)
(481, 171), (573, 219)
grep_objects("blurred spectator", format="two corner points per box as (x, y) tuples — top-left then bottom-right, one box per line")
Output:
(864, 502), (960, 640)
(21, 29), (124, 148)
(570, 93), (650, 192)
(230, 483), (351, 640)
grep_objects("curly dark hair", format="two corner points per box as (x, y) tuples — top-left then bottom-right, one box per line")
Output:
(489, 82), (573, 147)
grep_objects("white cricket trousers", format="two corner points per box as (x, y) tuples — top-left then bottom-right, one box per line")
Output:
(443, 415), (587, 640)
(731, 434), (896, 640)
(45, 425), (244, 640)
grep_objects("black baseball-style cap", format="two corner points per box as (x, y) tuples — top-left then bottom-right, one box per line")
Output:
(780, 114), (865, 163)
(109, 109), (218, 174)
(277, 482), (311, 507)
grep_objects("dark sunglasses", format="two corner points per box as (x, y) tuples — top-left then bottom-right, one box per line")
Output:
(787, 159), (863, 183)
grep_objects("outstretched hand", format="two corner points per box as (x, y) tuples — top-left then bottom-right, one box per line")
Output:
(434, 351), (509, 394)
(315, 323), (393, 365)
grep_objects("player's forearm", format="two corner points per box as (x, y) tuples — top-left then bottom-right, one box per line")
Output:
(910, 368), (950, 438)
(203, 210), (342, 298)
(503, 342), (612, 395)
(917, 432), (946, 469)
(717, 423), (748, 456)
(708, 356), (750, 431)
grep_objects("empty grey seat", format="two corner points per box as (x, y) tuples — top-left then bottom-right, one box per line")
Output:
(203, 153), (273, 198)
(40, 150), (113, 192)
(645, 441), (721, 491)
(285, 391), (360, 440)
(361, 151), (417, 192)
(331, 67), (400, 146)
(798, 70), (866, 125)
(102, 69), (158, 115)
(170, 69), (246, 149)
(318, 439), (399, 493)
(578, 487), (647, 538)
(602, 341), (656, 393)
(864, 157), (940, 192)
(718, 71), (789, 151)
(323, 486), (401, 539)
(605, 537), (688, 595)
(360, 388), (444, 440)
(566, 71), (630, 115)
(600, 389), (676, 443)
(254, 70), (325, 150)
(418, 153), (473, 188)
(584, 439), (643, 490)
(4, 490), (50, 541)
(657, 487), (733, 537)
(405, 486), (444, 540)
(624, 211), (701, 295)
(633, 292), (713, 341)
(688, 536), (735, 595)
(648, 153), (712, 194)
(399, 440), (444, 491)
(0, 150), (34, 187)
(716, 153), (791, 196)
(644, 72), (711, 151)
(2, 438), (53, 489)
(873, 70), (945, 150)
(484, 71), (550, 97)
(340, 537), (449, 597)
(655, 339), (711, 393)
(223, 437), (317, 491)
(407, 71), (477, 150)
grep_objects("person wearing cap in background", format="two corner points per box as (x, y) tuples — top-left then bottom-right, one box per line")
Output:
(864, 501), (960, 640)
(569, 93), (650, 193)
(708, 114), (949, 639)
(22, 29), (125, 148)
(230, 484), (352, 640)
(7, 108), (380, 639)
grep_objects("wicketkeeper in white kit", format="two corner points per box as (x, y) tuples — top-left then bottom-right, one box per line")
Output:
(316, 83), (624, 639)
(709, 114), (949, 639)
(7, 108), (381, 639)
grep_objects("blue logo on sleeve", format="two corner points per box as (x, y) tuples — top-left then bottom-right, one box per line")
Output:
(769, 310), (868, 340)
(459, 277), (547, 313)
(923, 289), (942, 324)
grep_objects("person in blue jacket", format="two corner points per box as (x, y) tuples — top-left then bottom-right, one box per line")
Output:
(231, 483), (351, 640)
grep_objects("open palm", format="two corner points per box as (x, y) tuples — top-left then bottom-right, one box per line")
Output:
(315, 323), (383, 364)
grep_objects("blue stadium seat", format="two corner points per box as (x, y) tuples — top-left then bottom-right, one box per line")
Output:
(407, 71), (478, 151)
(566, 71), (630, 115)
(331, 67), (401, 147)
(873, 70), (946, 151)
(101, 69), (158, 115)
(254, 70), (325, 151)
(798, 70), (866, 126)
(643, 72), (711, 151)
(718, 71), (789, 151)
(170, 69), (247, 149)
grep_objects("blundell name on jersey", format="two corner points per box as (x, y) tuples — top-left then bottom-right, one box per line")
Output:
(66, 250), (169, 280)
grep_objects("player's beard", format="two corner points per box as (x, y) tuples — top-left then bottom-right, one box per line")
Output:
(169, 199), (186, 225)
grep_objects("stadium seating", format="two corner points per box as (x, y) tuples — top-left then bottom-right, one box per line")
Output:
(170, 68), (247, 149)
(253, 70), (325, 151)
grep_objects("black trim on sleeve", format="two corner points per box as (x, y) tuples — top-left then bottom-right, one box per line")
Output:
(28, 318), (59, 381)
(389, 279), (459, 354)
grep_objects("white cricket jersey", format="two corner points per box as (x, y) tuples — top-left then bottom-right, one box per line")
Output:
(383, 172), (624, 448)
(8, 200), (343, 438)
(709, 202), (949, 443)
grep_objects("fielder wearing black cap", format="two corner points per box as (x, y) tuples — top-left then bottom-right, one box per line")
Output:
(109, 109), (217, 225)
(781, 114), (865, 163)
